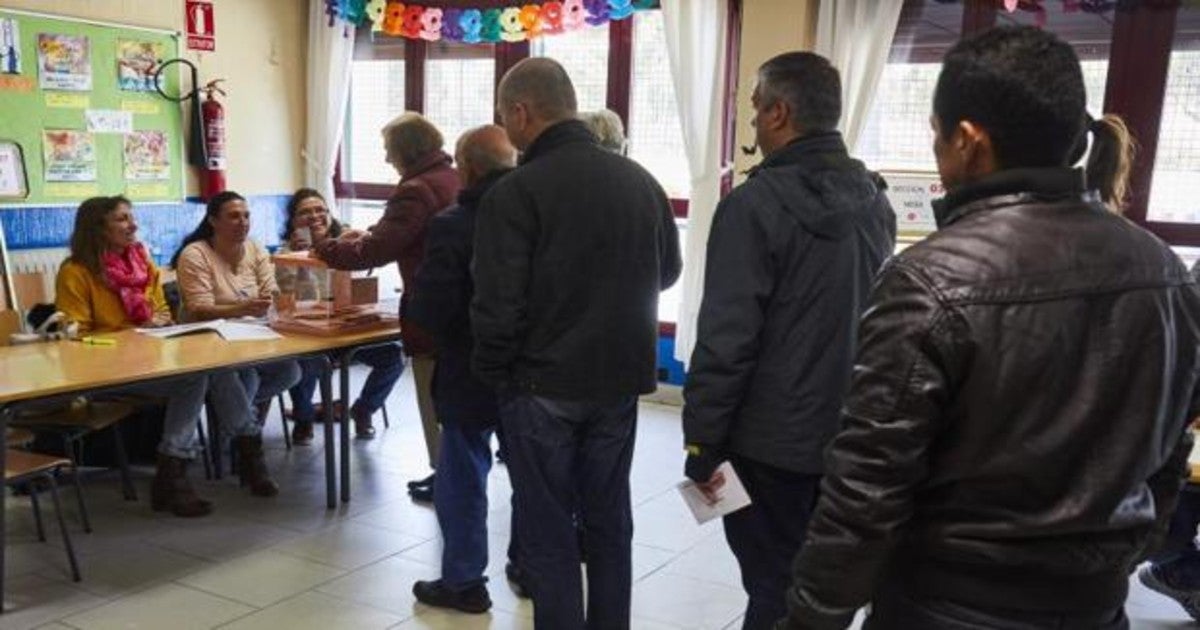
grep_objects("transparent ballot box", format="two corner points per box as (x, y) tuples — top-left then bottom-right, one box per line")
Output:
(270, 251), (396, 336)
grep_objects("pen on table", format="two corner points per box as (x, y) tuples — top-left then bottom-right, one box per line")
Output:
(78, 336), (116, 346)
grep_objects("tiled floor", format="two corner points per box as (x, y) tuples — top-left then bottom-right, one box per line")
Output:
(1, 366), (1195, 629)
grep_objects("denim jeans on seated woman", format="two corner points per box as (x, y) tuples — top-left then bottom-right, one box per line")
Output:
(288, 344), (403, 422)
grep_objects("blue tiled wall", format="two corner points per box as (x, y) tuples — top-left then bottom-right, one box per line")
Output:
(0, 194), (291, 267)
(657, 335), (686, 386)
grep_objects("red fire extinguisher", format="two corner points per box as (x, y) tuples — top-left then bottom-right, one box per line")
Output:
(200, 79), (227, 200)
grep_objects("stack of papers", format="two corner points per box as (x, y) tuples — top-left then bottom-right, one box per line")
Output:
(135, 318), (282, 342)
(677, 462), (753, 524)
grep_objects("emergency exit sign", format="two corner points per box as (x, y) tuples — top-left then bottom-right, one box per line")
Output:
(185, 0), (215, 52)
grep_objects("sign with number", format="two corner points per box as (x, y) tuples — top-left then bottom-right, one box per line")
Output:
(883, 171), (944, 239)
(185, 1), (215, 52)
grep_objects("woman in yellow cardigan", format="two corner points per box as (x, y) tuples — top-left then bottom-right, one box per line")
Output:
(55, 195), (262, 516)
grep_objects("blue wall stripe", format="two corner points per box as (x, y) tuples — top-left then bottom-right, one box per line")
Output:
(1, 194), (291, 266)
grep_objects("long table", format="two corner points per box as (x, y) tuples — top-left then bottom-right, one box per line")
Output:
(0, 324), (400, 609)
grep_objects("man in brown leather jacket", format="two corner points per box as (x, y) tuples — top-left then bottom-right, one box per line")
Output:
(779, 26), (1200, 630)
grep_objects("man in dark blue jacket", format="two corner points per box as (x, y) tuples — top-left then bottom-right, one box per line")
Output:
(682, 52), (896, 630)
(407, 125), (517, 614)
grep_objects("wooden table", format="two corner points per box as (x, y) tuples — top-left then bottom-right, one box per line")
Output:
(0, 325), (400, 609)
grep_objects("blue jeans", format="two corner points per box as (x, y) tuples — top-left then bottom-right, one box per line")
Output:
(499, 394), (637, 630)
(238, 360), (302, 407)
(434, 421), (494, 590)
(289, 344), (403, 422)
(116, 373), (207, 460)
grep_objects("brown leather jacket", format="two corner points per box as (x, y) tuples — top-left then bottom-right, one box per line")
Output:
(781, 168), (1200, 628)
(316, 151), (460, 355)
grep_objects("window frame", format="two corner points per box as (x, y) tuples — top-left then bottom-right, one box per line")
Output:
(335, 3), (743, 222)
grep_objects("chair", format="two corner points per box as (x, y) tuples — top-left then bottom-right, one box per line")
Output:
(12, 400), (138, 507)
(5, 432), (84, 582)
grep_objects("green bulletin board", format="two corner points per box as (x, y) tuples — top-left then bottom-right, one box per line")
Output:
(0, 9), (184, 205)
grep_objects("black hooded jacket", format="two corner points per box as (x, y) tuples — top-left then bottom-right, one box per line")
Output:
(683, 132), (897, 473)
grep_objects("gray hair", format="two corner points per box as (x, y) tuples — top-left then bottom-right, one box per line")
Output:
(381, 112), (444, 170)
(757, 52), (842, 133)
(579, 109), (627, 154)
(497, 57), (577, 122)
(456, 125), (517, 175)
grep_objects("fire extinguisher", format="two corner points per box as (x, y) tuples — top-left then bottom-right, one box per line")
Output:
(200, 79), (227, 200)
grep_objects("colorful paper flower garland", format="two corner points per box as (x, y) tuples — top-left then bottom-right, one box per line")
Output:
(326, 0), (658, 42)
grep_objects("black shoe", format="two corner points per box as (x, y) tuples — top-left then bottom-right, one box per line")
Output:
(413, 579), (491, 614)
(407, 473), (435, 491)
(505, 562), (530, 599)
(409, 483), (434, 503)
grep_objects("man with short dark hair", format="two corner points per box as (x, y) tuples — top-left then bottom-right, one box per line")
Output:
(682, 51), (896, 630)
(473, 57), (682, 629)
(779, 27), (1199, 630)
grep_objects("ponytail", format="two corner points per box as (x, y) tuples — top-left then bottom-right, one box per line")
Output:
(1085, 114), (1135, 214)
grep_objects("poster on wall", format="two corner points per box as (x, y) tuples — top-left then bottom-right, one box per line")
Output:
(0, 141), (28, 199)
(37, 33), (92, 91)
(42, 129), (96, 182)
(123, 130), (170, 180)
(116, 39), (163, 92)
(0, 18), (21, 75)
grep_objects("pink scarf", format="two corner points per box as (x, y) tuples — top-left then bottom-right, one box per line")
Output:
(101, 244), (153, 325)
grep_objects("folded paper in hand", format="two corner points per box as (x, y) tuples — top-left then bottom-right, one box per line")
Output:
(677, 462), (752, 525)
(135, 318), (281, 341)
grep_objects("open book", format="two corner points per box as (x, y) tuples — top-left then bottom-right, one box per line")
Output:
(135, 318), (281, 342)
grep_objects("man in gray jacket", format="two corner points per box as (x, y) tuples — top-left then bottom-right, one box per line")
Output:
(682, 52), (895, 630)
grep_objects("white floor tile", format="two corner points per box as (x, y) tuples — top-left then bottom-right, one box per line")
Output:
(659, 532), (743, 590)
(177, 549), (345, 607)
(271, 521), (427, 570)
(389, 607), (533, 630)
(316, 554), (435, 617)
(219, 591), (401, 630)
(61, 583), (254, 630)
(146, 514), (302, 561)
(0, 574), (107, 630)
(631, 571), (746, 630)
(350, 500), (442, 539)
(55, 544), (211, 598)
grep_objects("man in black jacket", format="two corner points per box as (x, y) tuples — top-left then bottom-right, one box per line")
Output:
(407, 125), (516, 615)
(472, 57), (682, 629)
(779, 27), (1200, 630)
(682, 52), (896, 630)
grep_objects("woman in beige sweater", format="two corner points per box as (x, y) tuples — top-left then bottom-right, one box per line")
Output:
(171, 191), (300, 496)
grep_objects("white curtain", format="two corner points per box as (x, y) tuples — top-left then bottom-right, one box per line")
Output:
(303, 0), (356, 204)
(814, 0), (903, 150)
(662, 0), (729, 366)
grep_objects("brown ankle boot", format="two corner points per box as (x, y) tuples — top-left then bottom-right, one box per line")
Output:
(151, 454), (213, 517)
(236, 435), (279, 497)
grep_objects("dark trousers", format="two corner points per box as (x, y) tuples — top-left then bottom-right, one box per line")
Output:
(723, 457), (820, 630)
(499, 394), (638, 630)
(865, 585), (1129, 630)
(434, 420), (494, 590)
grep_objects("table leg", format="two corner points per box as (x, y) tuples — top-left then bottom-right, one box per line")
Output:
(340, 350), (352, 503)
(318, 358), (336, 510)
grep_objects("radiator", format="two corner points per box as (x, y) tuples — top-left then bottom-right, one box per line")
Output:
(7, 247), (67, 307)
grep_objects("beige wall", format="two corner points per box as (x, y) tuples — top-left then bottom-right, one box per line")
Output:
(734, 0), (817, 179)
(0, 0), (307, 195)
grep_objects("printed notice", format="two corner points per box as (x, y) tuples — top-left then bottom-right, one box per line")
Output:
(45, 92), (89, 108)
(37, 33), (92, 91)
(121, 99), (160, 115)
(42, 130), (96, 182)
(44, 182), (99, 198)
(86, 109), (134, 134)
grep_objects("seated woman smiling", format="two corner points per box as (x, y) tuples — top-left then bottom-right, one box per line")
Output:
(171, 191), (301, 497)
(55, 195), (263, 516)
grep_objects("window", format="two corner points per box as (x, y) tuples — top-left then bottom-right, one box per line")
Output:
(532, 24), (610, 112)
(1148, 11), (1200, 223)
(856, 1), (963, 173)
(425, 41), (496, 155)
(858, 1), (1114, 174)
(345, 34), (406, 185)
(629, 10), (690, 198)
